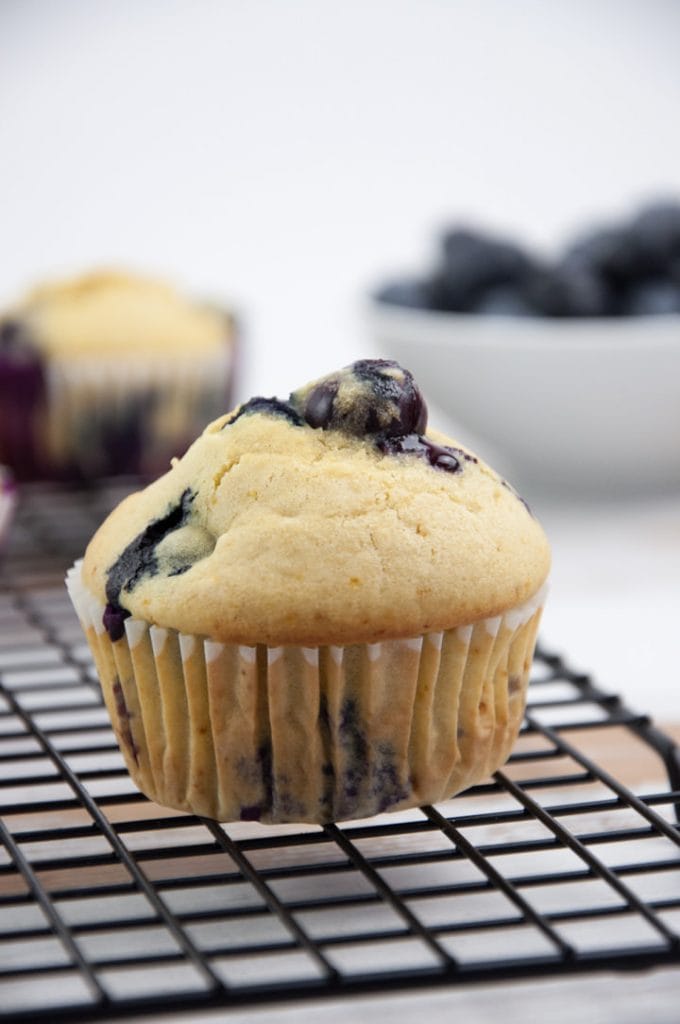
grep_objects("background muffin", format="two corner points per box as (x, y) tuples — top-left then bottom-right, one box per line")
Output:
(0, 270), (238, 480)
(0, 465), (16, 550)
(68, 359), (550, 824)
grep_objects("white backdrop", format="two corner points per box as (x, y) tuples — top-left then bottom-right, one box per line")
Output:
(2, 0), (680, 717)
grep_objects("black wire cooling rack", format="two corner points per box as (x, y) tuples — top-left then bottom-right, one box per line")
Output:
(1, 481), (680, 1022)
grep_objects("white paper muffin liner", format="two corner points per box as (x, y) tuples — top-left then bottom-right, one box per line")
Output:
(66, 560), (546, 824)
(45, 339), (236, 477)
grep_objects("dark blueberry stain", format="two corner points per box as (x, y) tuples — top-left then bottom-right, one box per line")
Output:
(234, 742), (275, 818)
(103, 488), (196, 639)
(338, 699), (369, 806)
(234, 695), (410, 821)
(335, 697), (409, 818)
(168, 563), (192, 578)
(226, 396), (303, 428)
(318, 693), (331, 730)
(271, 782), (306, 821)
(112, 677), (139, 764)
(258, 740), (274, 815)
(377, 432), (473, 474)
(372, 741), (410, 813)
(317, 693), (335, 818)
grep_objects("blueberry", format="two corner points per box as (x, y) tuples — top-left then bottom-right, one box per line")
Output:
(563, 225), (645, 285)
(522, 263), (616, 317)
(303, 380), (339, 429)
(373, 279), (430, 309)
(428, 228), (536, 312)
(103, 602), (131, 642)
(631, 201), (680, 275)
(293, 359), (428, 439)
(352, 359), (427, 437)
(624, 277), (680, 315)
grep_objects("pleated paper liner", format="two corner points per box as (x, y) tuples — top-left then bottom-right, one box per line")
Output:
(67, 561), (545, 824)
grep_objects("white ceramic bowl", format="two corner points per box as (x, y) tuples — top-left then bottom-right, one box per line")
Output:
(367, 302), (680, 496)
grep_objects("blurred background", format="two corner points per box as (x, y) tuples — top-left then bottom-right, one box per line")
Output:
(1, 0), (679, 714)
(2, 0), (680, 394)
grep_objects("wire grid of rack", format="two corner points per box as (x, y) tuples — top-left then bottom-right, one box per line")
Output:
(1, 481), (680, 1022)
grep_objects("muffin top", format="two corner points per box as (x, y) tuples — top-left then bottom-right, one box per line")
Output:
(1, 270), (229, 359)
(82, 359), (550, 646)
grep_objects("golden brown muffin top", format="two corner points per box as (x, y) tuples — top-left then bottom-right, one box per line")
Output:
(82, 360), (550, 646)
(5, 269), (229, 358)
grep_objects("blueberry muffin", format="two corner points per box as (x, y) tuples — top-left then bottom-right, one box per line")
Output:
(0, 270), (237, 480)
(67, 359), (549, 824)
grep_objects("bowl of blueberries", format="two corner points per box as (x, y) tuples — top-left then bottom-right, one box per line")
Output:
(368, 201), (680, 496)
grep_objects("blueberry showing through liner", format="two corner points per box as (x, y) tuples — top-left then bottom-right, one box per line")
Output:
(112, 677), (138, 763)
(239, 805), (262, 822)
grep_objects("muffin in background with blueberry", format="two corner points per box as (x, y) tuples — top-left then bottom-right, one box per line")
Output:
(0, 270), (238, 480)
(67, 358), (549, 825)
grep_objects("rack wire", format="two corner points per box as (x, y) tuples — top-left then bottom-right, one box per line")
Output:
(1, 481), (679, 1022)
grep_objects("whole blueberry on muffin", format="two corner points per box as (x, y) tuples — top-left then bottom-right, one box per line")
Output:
(68, 359), (549, 824)
(0, 270), (237, 480)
